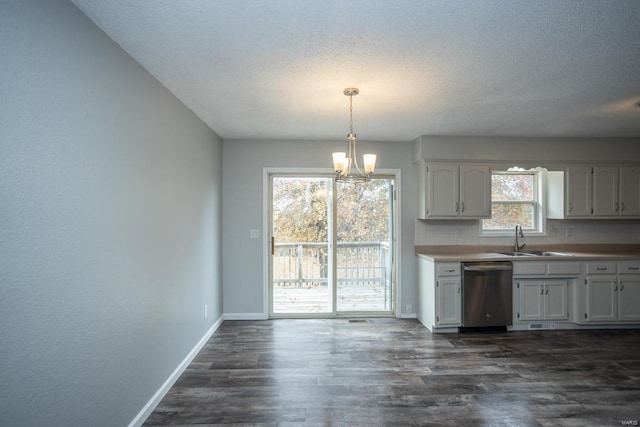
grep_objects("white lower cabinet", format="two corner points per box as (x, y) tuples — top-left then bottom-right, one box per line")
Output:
(416, 258), (461, 332)
(586, 275), (618, 322)
(584, 261), (640, 323)
(416, 257), (640, 333)
(516, 279), (568, 322)
(436, 276), (461, 326)
(618, 276), (640, 321)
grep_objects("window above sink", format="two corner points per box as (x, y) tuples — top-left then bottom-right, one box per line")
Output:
(481, 167), (547, 237)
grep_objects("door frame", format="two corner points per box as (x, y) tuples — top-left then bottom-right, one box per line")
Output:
(263, 167), (402, 318)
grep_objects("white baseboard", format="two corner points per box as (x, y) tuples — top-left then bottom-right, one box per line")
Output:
(224, 312), (268, 320)
(128, 315), (224, 427)
(398, 313), (417, 319)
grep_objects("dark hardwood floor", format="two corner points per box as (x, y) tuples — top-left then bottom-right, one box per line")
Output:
(144, 319), (640, 426)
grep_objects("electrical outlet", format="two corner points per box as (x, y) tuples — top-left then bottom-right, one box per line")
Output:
(406, 304), (412, 313)
(250, 229), (260, 239)
(204, 304), (208, 318)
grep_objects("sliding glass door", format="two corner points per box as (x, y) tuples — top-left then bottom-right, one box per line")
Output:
(270, 174), (395, 317)
(271, 177), (334, 314)
(335, 179), (394, 312)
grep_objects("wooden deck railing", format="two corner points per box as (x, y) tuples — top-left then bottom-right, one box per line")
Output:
(273, 242), (391, 289)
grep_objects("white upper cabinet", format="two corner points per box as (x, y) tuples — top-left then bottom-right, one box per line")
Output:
(592, 166), (618, 216)
(425, 163), (459, 217)
(562, 165), (640, 219)
(459, 165), (492, 217)
(419, 162), (490, 219)
(619, 166), (640, 216)
(566, 165), (593, 217)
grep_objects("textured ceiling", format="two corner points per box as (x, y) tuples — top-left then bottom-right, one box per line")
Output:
(71, 0), (640, 142)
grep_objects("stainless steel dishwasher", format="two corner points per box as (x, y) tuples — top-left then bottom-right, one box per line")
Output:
(462, 261), (513, 328)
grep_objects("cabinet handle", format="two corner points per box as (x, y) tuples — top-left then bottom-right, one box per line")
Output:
(568, 202), (573, 212)
(461, 202), (465, 212)
(621, 202), (626, 212)
(457, 287), (461, 294)
(615, 202), (619, 213)
(445, 269), (455, 272)
(545, 288), (549, 295)
(455, 202), (459, 213)
(628, 267), (639, 271)
(620, 285), (624, 291)
(614, 285), (618, 291)
(596, 267), (607, 271)
(540, 286), (544, 295)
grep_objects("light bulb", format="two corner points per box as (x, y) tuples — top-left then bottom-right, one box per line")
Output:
(332, 152), (346, 174)
(363, 154), (376, 174)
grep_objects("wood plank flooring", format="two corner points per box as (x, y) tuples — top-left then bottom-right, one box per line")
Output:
(144, 319), (640, 426)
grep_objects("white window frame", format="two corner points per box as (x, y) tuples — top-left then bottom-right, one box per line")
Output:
(480, 168), (547, 236)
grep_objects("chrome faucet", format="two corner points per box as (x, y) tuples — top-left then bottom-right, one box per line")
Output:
(514, 225), (526, 252)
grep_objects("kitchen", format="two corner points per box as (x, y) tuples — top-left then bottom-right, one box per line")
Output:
(414, 135), (640, 333)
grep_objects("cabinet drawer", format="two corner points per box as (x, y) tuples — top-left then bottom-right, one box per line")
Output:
(618, 261), (640, 274)
(513, 262), (546, 276)
(437, 263), (461, 276)
(547, 262), (580, 276)
(586, 262), (616, 274)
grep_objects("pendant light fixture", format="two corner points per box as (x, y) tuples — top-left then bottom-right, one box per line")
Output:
(332, 87), (376, 182)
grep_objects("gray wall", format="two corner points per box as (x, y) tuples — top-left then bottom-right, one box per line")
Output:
(413, 135), (640, 247)
(222, 139), (417, 317)
(0, 1), (223, 425)
(413, 135), (640, 166)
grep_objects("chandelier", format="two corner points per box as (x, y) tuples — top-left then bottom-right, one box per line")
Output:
(332, 87), (377, 182)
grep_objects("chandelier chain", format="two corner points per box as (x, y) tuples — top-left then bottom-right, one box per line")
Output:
(349, 92), (354, 138)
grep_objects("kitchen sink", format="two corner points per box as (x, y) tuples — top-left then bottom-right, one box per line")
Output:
(496, 251), (574, 257)
(525, 251), (574, 257)
(498, 251), (536, 256)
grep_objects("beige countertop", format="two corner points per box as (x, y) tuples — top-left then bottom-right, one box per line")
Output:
(415, 244), (640, 262)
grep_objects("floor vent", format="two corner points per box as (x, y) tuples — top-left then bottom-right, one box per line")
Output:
(528, 322), (555, 330)
(348, 319), (370, 323)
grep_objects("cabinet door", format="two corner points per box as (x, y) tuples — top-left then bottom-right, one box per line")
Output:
(459, 164), (491, 218)
(586, 276), (617, 322)
(618, 276), (640, 321)
(619, 166), (640, 217)
(593, 166), (618, 216)
(517, 280), (544, 321)
(436, 277), (461, 326)
(544, 280), (568, 320)
(566, 165), (592, 217)
(426, 163), (459, 217)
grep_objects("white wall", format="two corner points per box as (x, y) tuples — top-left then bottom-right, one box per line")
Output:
(413, 136), (640, 246)
(0, 1), (223, 425)
(222, 139), (417, 317)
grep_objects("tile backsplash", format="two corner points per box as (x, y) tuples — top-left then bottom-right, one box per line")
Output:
(415, 219), (640, 247)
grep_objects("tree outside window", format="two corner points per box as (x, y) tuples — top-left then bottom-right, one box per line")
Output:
(482, 172), (538, 231)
